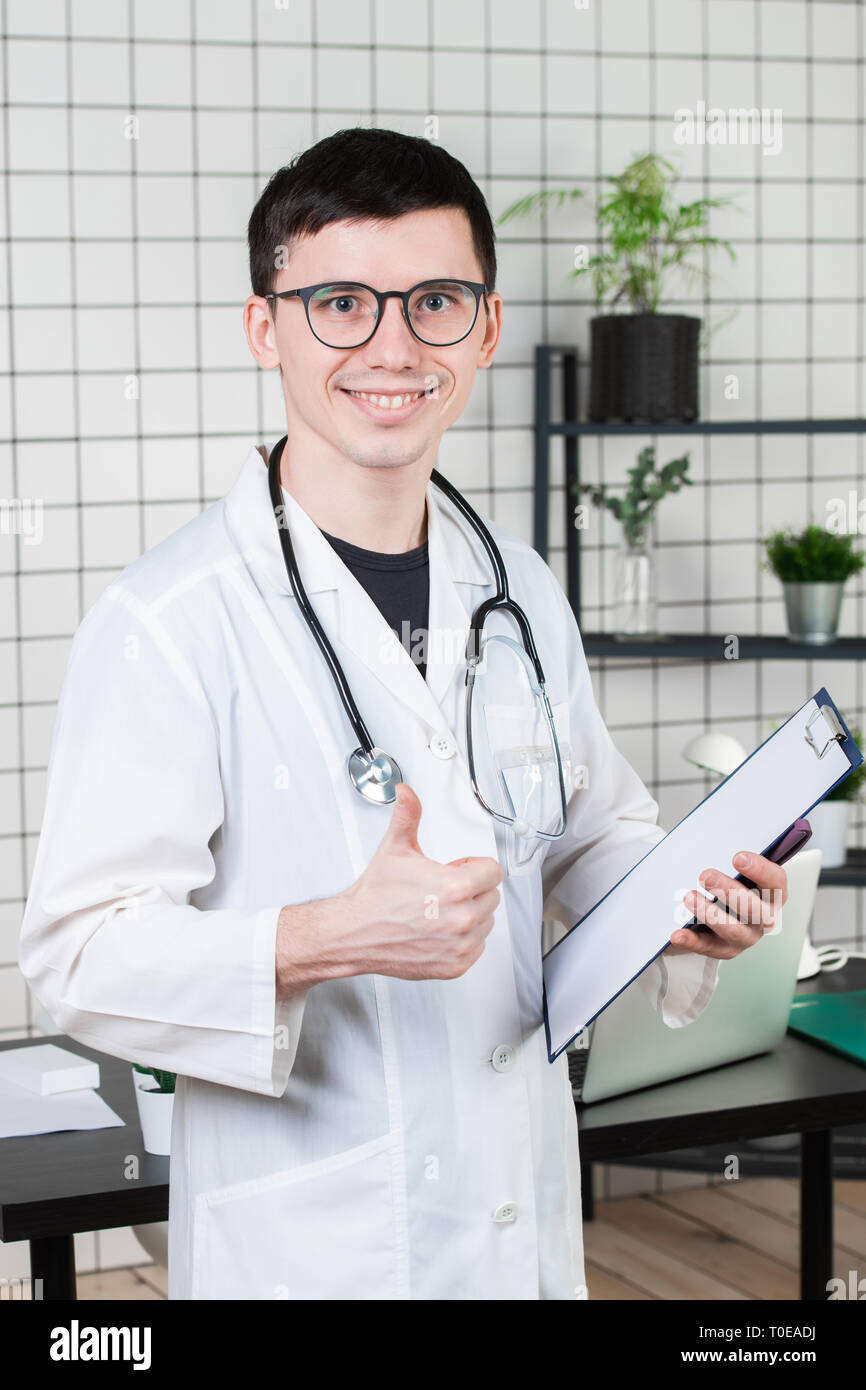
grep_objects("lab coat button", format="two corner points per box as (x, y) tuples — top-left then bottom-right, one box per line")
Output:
(428, 733), (456, 759)
(490, 1044), (514, 1072)
(492, 1202), (518, 1223)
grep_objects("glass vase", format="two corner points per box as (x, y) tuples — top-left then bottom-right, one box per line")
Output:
(613, 531), (659, 639)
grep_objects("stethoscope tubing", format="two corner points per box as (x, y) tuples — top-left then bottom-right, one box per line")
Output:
(266, 433), (565, 838)
(267, 435), (377, 754)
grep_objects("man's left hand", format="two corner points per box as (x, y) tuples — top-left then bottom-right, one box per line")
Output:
(664, 851), (788, 960)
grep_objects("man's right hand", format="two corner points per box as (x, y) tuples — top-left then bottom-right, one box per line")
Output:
(340, 782), (503, 980)
(275, 783), (503, 997)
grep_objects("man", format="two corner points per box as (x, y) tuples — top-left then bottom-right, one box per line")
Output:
(19, 127), (785, 1300)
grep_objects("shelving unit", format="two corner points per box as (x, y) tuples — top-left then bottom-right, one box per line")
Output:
(532, 343), (866, 885)
(533, 343), (866, 655)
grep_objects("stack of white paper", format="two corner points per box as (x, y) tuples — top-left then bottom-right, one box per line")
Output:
(0, 1046), (124, 1138)
(0, 1043), (99, 1095)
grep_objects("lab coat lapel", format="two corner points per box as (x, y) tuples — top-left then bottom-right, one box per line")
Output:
(422, 478), (491, 709)
(228, 445), (493, 735)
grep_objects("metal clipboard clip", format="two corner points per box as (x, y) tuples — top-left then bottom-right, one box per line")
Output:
(804, 704), (846, 759)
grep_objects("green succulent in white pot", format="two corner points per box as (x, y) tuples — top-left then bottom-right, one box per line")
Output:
(132, 1065), (176, 1156)
(809, 721), (866, 869)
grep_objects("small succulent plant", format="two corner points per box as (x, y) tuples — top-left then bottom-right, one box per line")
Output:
(133, 1065), (176, 1094)
(763, 524), (866, 584)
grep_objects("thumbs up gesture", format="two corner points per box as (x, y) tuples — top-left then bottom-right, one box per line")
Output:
(337, 783), (504, 981)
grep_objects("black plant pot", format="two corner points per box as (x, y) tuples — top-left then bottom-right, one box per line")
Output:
(588, 313), (701, 423)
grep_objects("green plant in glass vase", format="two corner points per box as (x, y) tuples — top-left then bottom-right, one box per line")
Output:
(574, 446), (691, 638)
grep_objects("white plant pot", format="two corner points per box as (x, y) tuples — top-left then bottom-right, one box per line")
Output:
(132, 1067), (174, 1157)
(806, 800), (851, 870)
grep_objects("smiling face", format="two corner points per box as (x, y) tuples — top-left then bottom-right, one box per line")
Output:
(244, 207), (502, 478)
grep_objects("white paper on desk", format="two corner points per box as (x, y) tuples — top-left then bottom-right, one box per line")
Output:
(0, 1075), (124, 1138)
(543, 690), (861, 1061)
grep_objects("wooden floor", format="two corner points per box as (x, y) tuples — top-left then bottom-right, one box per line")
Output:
(69, 1178), (866, 1300)
(584, 1177), (866, 1300)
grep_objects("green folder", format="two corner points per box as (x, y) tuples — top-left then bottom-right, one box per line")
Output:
(788, 991), (866, 1067)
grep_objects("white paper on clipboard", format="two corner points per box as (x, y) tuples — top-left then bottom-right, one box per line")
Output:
(542, 688), (862, 1063)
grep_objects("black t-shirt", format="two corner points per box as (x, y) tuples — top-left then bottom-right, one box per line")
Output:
(320, 529), (430, 681)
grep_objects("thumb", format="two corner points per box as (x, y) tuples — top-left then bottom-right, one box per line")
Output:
(381, 782), (423, 855)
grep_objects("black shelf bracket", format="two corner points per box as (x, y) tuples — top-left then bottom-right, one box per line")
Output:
(533, 344), (580, 617)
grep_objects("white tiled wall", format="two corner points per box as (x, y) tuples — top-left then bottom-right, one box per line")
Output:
(0, 0), (863, 1260)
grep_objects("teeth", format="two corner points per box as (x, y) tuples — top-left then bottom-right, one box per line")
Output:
(347, 390), (423, 409)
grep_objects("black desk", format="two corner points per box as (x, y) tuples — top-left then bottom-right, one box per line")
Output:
(575, 960), (866, 1301)
(0, 1038), (168, 1300)
(2, 966), (865, 1301)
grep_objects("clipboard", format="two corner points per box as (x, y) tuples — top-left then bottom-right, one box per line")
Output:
(542, 687), (863, 1064)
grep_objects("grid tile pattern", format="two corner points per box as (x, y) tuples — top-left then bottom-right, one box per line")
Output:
(0, 0), (863, 1234)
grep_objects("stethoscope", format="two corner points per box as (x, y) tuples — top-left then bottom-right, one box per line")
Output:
(267, 434), (568, 838)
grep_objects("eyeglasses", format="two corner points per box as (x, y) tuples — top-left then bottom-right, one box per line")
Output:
(264, 279), (487, 349)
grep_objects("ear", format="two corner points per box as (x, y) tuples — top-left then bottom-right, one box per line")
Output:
(477, 292), (502, 369)
(244, 294), (281, 371)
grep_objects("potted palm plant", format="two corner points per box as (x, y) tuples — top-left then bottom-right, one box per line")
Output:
(575, 445), (692, 637)
(497, 153), (735, 422)
(132, 1065), (176, 1156)
(808, 722), (866, 868)
(763, 524), (865, 643)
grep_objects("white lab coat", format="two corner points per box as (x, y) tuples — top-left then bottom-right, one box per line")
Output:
(19, 443), (719, 1300)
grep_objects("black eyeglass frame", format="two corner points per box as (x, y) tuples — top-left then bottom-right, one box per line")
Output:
(264, 279), (489, 348)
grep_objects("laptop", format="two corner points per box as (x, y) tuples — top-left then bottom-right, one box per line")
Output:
(569, 848), (823, 1104)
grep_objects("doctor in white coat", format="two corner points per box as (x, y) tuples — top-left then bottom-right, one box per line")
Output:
(19, 128), (786, 1301)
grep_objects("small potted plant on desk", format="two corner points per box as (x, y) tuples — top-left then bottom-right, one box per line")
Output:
(132, 1065), (176, 1156)
(808, 722), (866, 869)
(575, 445), (692, 638)
(762, 524), (865, 644)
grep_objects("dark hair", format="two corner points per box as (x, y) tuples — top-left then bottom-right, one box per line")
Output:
(247, 127), (497, 301)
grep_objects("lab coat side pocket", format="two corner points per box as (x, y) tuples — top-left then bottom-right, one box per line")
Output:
(483, 701), (572, 876)
(191, 1128), (407, 1300)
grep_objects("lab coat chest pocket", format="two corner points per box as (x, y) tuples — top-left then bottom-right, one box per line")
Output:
(485, 699), (572, 876)
(191, 1129), (406, 1300)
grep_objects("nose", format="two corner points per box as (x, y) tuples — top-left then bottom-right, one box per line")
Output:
(363, 292), (423, 359)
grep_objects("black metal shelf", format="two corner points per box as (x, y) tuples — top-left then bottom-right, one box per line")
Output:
(533, 343), (866, 648)
(532, 348), (866, 893)
(817, 848), (866, 886)
(582, 632), (866, 660)
(551, 418), (866, 437)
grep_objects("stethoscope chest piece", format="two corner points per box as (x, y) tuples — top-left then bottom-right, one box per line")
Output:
(347, 747), (403, 804)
